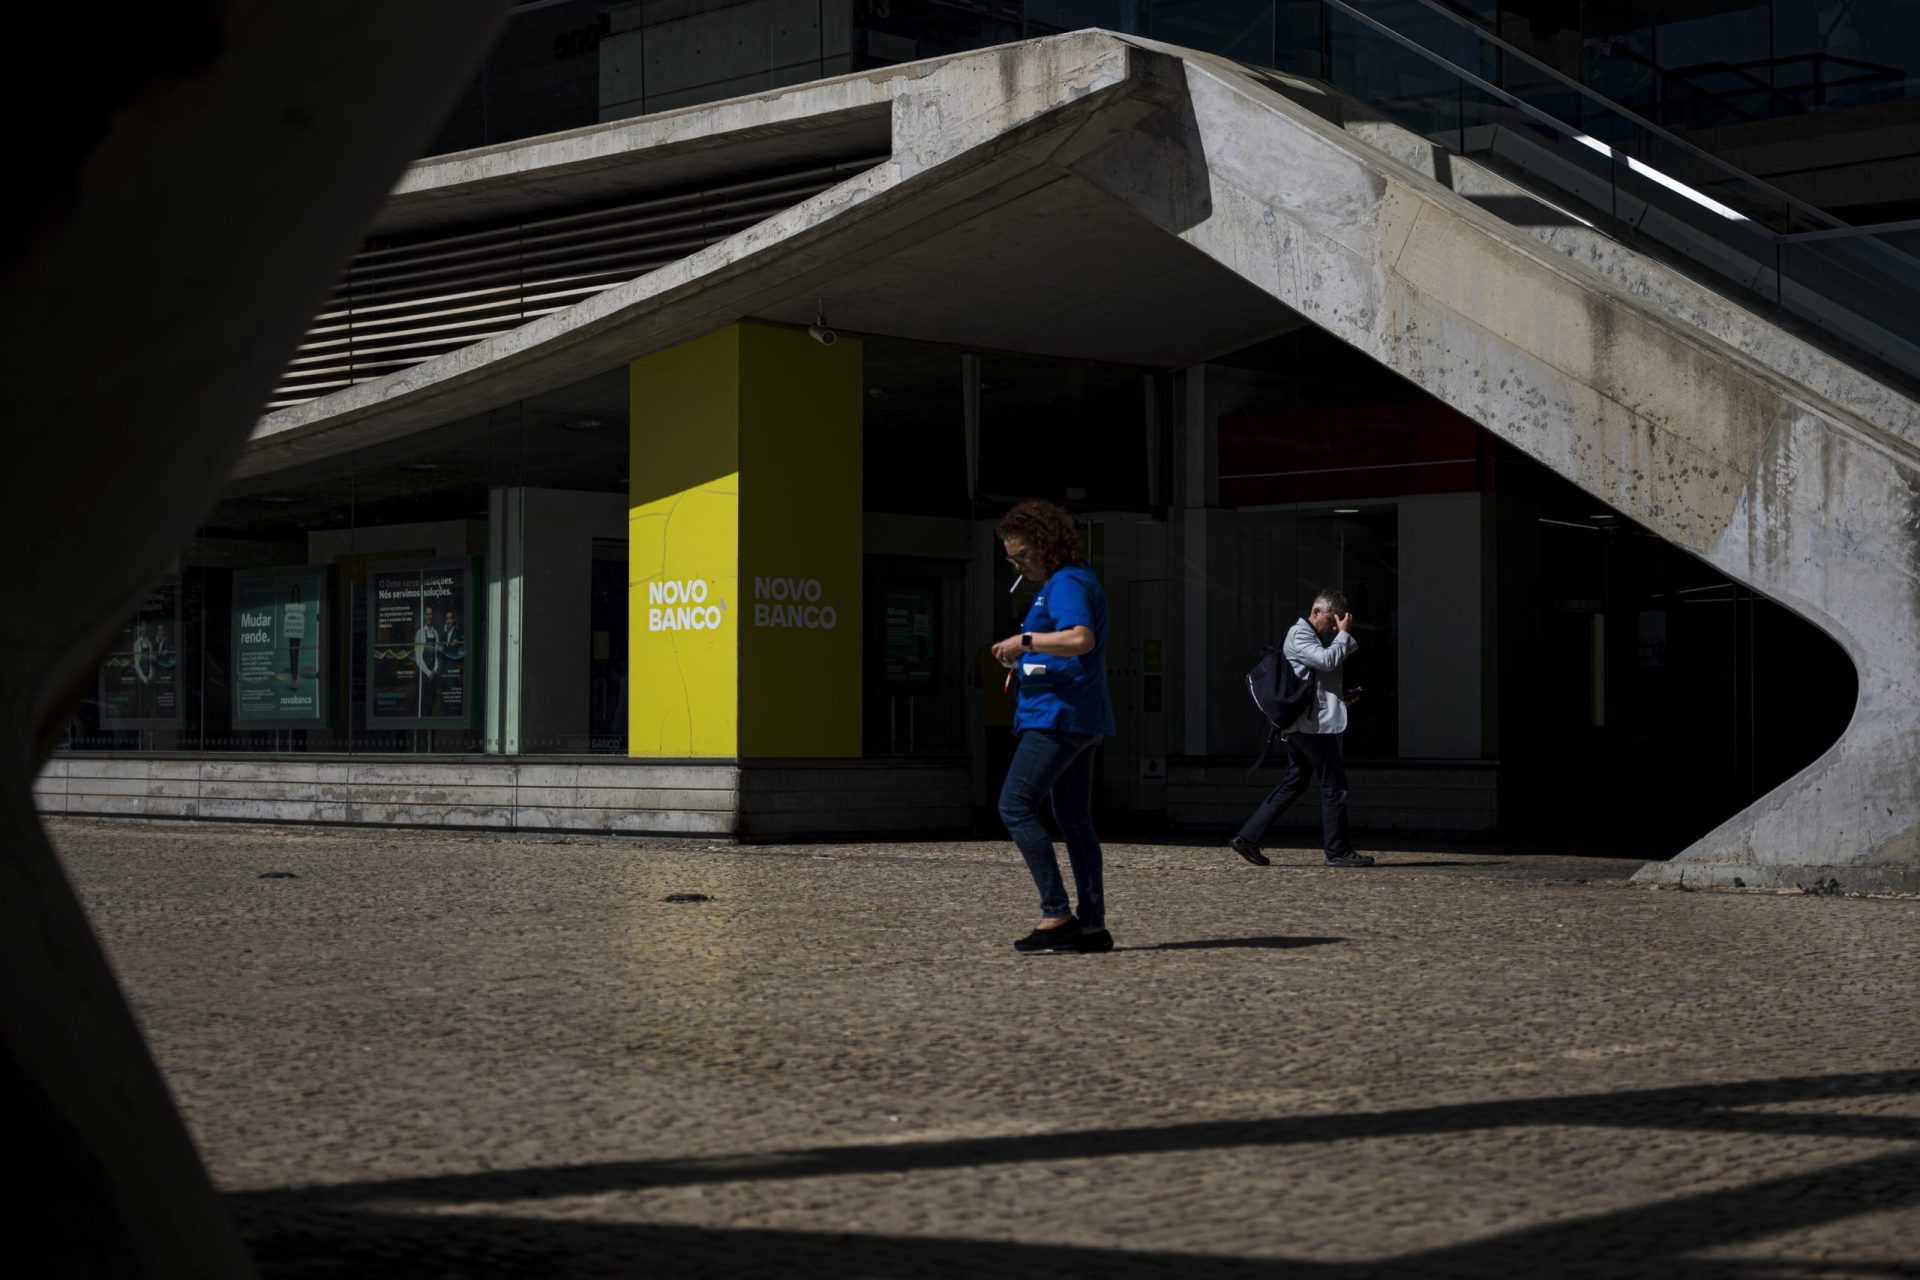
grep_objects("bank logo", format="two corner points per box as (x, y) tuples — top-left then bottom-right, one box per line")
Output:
(648, 579), (723, 632)
(753, 576), (837, 630)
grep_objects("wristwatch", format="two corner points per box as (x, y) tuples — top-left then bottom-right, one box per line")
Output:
(1021, 632), (1033, 649)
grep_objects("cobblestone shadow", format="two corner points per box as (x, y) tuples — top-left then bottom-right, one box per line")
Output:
(232, 1068), (1920, 1278)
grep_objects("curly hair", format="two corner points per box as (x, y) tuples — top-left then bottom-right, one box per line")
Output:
(996, 499), (1084, 578)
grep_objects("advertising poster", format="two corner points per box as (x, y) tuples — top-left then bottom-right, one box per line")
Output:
(232, 566), (329, 728)
(100, 578), (182, 728)
(368, 559), (474, 728)
(881, 586), (937, 690)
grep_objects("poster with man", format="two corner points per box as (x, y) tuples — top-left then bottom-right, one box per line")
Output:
(100, 578), (182, 728)
(368, 559), (473, 727)
(233, 566), (329, 727)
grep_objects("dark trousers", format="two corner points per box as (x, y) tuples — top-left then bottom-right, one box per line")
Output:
(1238, 732), (1354, 858)
(998, 729), (1105, 928)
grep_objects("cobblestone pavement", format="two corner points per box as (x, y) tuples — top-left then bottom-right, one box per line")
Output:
(49, 817), (1920, 1279)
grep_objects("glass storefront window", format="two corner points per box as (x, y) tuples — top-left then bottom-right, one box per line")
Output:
(863, 341), (970, 517)
(1028, 0), (1130, 34)
(1490, 439), (1856, 849)
(1214, 504), (1400, 758)
(64, 370), (631, 759)
(864, 560), (969, 755)
(1141, 0), (1276, 63)
(976, 354), (1155, 510)
(860, 338), (1158, 760)
(420, 2), (1919, 185)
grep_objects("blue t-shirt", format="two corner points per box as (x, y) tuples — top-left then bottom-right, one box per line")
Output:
(1012, 564), (1115, 736)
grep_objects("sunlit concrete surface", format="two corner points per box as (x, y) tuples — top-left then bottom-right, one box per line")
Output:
(53, 818), (1920, 1277)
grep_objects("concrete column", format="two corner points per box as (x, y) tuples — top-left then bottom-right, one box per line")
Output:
(484, 487), (520, 754)
(0, 4), (509, 1271)
(628, 323), (863, 758)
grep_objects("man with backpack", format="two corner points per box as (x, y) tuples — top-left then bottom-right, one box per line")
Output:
(1232, 589), (1375, 869)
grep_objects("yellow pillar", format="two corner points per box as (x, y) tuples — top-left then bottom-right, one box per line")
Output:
(628, 324), (863, 758)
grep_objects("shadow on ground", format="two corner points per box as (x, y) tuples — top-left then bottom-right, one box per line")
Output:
(1366, 860), (1491, 869)
(1122, 935), (1344, 952)
(1066, 823), (1658, 861)
(231, 1069), (1920, 1278)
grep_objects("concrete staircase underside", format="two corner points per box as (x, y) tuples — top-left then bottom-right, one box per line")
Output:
(241, 32), (1918, 891)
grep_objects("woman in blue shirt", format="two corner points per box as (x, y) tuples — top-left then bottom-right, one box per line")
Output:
(991, 500), (1117, 955)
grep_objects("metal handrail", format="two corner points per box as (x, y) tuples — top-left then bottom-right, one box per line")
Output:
(1324, 0), (1920, 253)
(1596, 49), (1903, 123)
(1333, 0), (1854, 235)
(1782, 218), (1920, 244)
(1321, 0), (1764, 221)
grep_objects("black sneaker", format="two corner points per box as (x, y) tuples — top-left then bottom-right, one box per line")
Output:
(1072, 928), (1114, 953)
(1324, 851), (1375, 867)
(1014, 918), (1083, 953)
(1230, 836), (1271, 867)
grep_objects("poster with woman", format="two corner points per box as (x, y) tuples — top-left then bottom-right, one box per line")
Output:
(100, 578), (182, 728)
(233, 566), (329, 727)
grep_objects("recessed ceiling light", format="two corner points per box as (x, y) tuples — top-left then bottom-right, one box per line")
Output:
(1588, 513), (1617, 520)
(561, 416), (608, 431)
(1333, 507), (1360, 514)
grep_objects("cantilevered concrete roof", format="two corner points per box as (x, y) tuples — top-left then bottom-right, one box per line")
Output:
(245, 34), (1307, 478)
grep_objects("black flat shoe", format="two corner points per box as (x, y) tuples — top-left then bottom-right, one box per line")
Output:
(1231, 836), (1270, 866)
(1324, 852), (1375, 867)
(1014, 918), (1083, 952)
(1072, 928), (1114, 953)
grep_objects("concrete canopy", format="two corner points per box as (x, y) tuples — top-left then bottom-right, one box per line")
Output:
(240, 38), (1301, 477)
(242, 31), (1920, 892)
(749, 169), (1305, 367)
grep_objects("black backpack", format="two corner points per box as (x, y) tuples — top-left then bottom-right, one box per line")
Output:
(1245, 646), (1318, 773)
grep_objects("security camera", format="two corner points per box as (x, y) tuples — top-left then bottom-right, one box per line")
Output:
(808, 322), (837, 346)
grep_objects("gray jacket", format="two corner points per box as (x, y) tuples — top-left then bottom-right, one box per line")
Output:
(1283, 617), (1356, 735)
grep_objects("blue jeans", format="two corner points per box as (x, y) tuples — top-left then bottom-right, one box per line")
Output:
(998, 729), (1105, 928)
